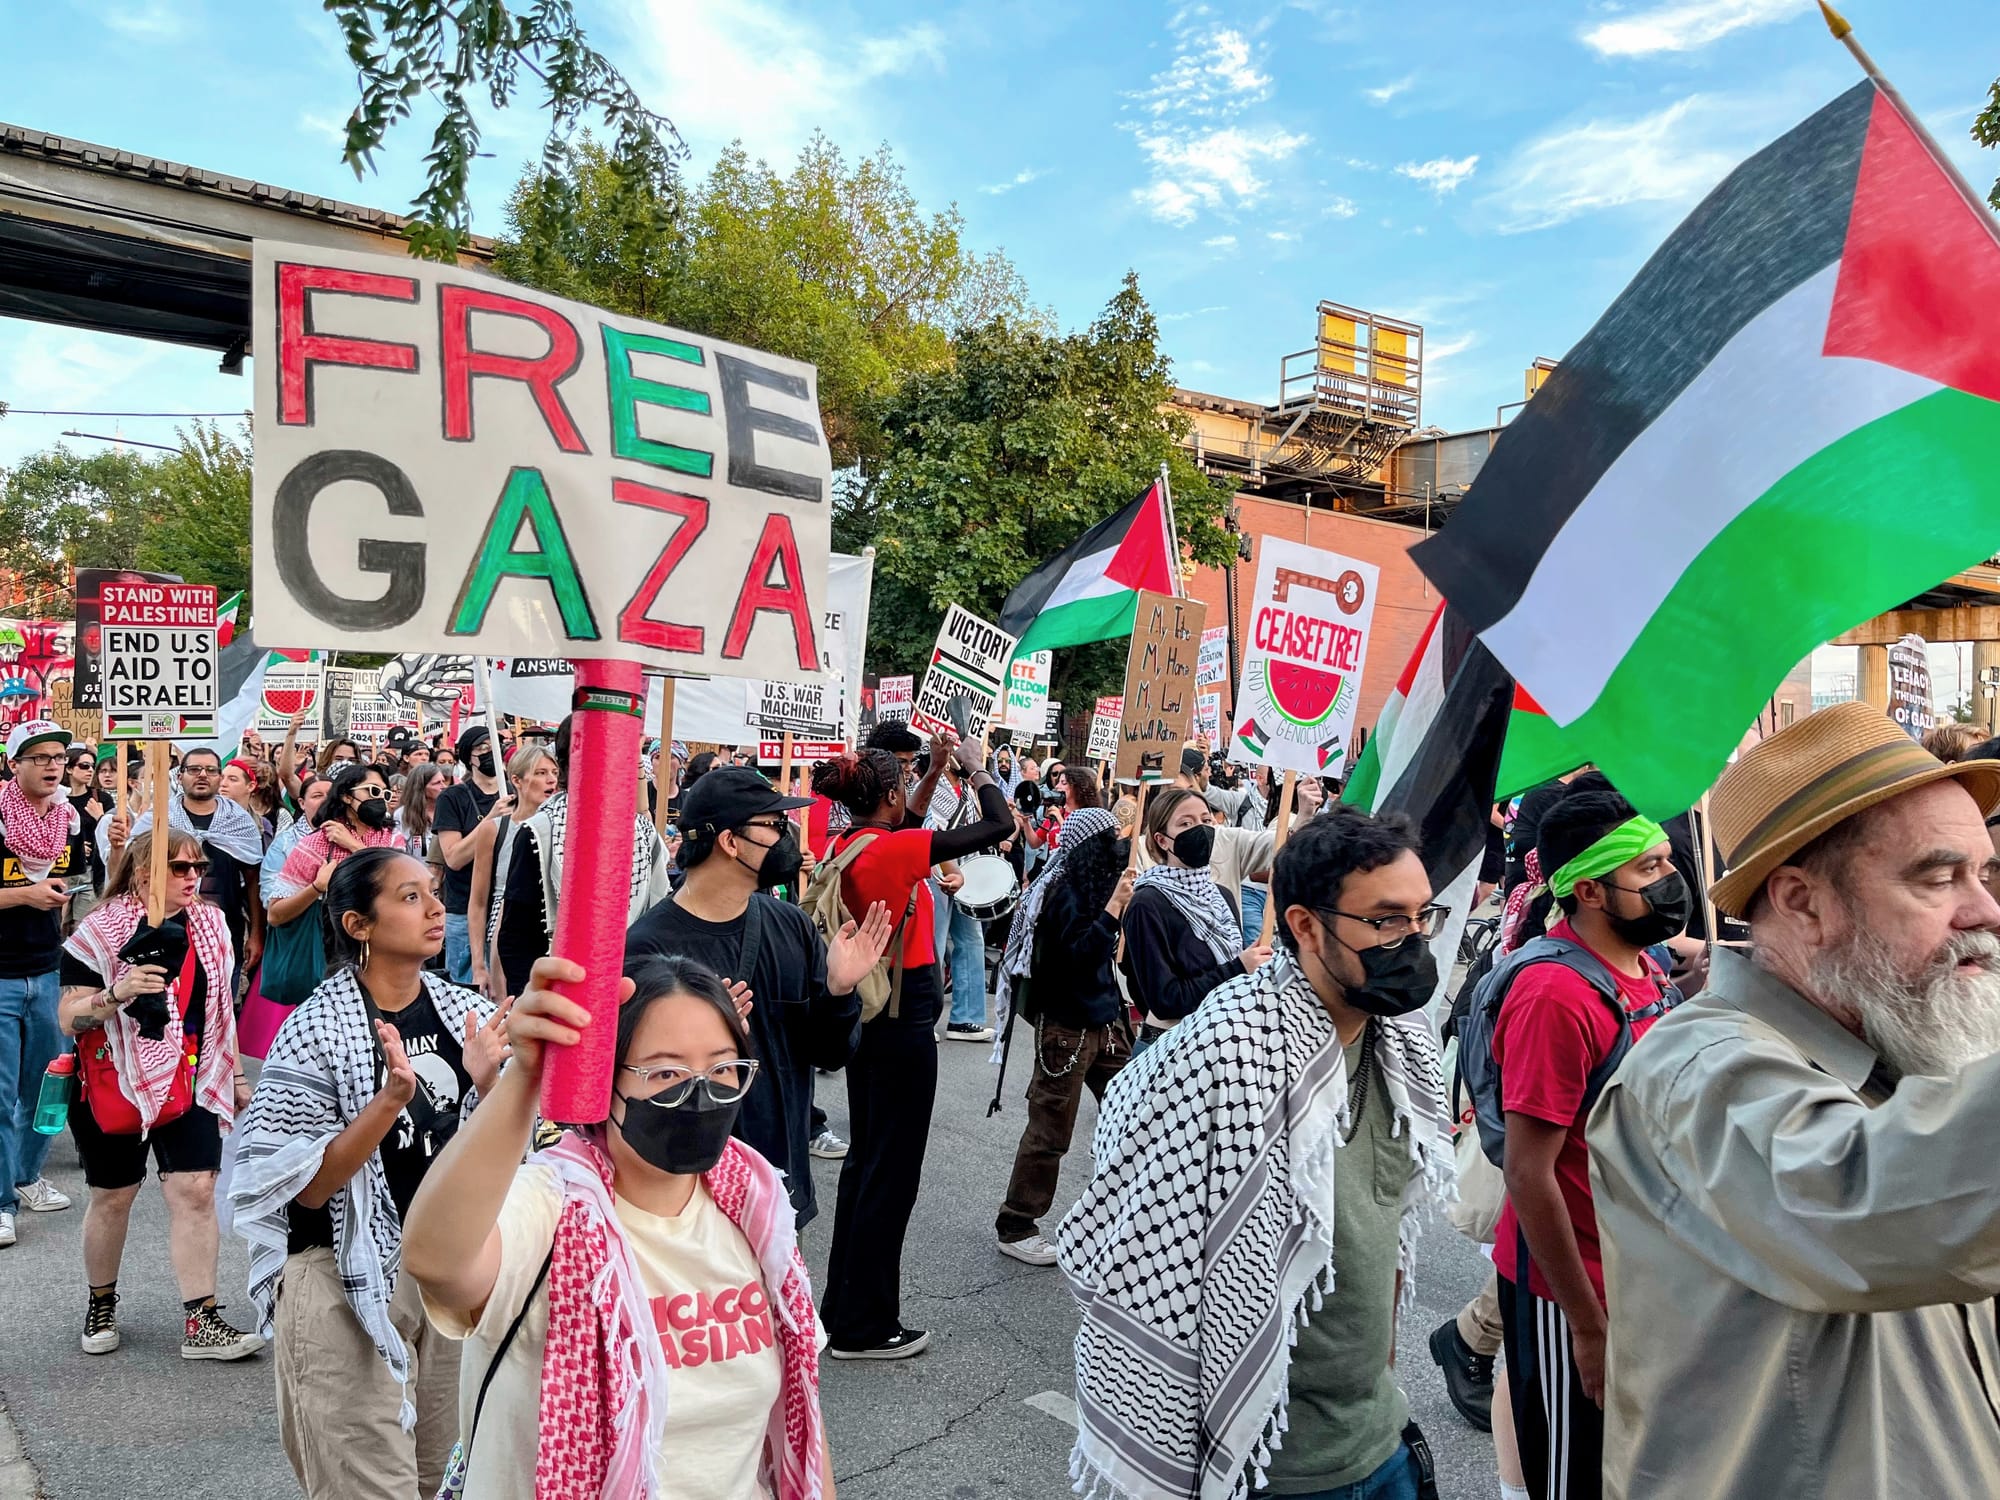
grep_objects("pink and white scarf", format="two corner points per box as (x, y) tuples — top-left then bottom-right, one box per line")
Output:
(0, 777), (78, 876)
(276, 821), (402, 890)
(533, 1131), (826, 1500)
(64, 894), (239, 1130)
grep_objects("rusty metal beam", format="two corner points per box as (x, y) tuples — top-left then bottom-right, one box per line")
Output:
(1831, 607), (2000, 646)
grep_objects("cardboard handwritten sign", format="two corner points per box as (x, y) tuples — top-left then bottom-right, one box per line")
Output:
(1116, 592), (1207, 781)
(101, 581), (217, 740)
(747, 677), (838, 738)
(1000, 650), (1053, 735)
(911, 605), (1017, 741)
(251, 241), (831, 677)
(1234, 539), (1378, 777)
(1088, 696), (1122, 761)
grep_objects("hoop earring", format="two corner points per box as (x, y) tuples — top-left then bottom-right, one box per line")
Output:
(359, 939), (372, 971)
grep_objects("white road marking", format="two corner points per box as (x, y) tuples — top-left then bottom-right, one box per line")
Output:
(1025, 1390), (1080, 1429)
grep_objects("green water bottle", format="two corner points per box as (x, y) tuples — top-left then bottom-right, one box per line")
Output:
(32, 1054), (75, 1136)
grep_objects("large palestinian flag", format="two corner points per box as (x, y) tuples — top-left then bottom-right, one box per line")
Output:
(1413, 81), (2000, 818)
(997, 481), (1176, 658)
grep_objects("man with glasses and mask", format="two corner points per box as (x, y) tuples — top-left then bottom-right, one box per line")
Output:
(624, 767), (893, 1226)
(1488, 787), (1686, 1500)
(1060, 806), (1452, 1500)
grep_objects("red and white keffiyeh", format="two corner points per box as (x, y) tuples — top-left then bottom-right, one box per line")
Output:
(533, 1131), (826, 1500)
(276, 822), (402, 889)
(64, 894), (239, 1130)
(0, 777), (78, 875)
(1499, 849), (1544, 955)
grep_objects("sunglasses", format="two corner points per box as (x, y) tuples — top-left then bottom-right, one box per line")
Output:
(167, 859), (210, 877)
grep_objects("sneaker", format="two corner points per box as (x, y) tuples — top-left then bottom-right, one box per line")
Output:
(1427, 1318), (1494, 1432)
(945, 1022), (994, 1042)
(182, 1303), (264, 1362)
(809, 1128), (849, 1160)
(18, 1177), (70, 1213)
(827, 1327), (931, 1361)
(998, 1234), (1059, 1267)
(0, 1211), (14, 1249)
(82, 1293), (120, 1356)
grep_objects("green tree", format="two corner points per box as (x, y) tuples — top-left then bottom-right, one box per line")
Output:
(137, 424), (254, 605)
(495, 133), (1036, 467)
(854, 273), (1235, 710)
(323, 0), (684, 260)
(0, 446), (153, 611)
(1977, 76), (2000, 209)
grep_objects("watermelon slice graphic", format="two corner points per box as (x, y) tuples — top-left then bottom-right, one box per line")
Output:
(262, 650), (321, 717)
(1262, 660), (1344, 729)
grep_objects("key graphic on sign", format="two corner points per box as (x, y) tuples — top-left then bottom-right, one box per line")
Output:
(1272, 568), (1368, 614)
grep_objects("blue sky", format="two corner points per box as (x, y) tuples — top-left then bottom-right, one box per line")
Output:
(2, 0), (1998, 467)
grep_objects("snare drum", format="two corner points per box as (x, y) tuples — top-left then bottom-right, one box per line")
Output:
(952, 853), (1020, 922)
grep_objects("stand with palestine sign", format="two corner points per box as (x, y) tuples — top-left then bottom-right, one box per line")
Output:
(101, 581), (217, 740)
(250, 240), (831, 1124)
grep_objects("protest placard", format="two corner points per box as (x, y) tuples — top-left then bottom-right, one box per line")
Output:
(876, 675), (914, 724)
(1888, 633), (1934, 740)
(1233, 539), (1379, 778)
(1087, 696), (1122, 762)
(1000, 650), (1053, 735)
(101, 580), (217, 740)
(1194, 690), (1223, 746)
(251, 241), (832, 679)
(757, 738), (843, 766)
(73, 569), (183, 710)
(257, 651), (325, 735)
(47, 679), (100, 748)
(1115, 592), (1207, 781)
(746, 677), (839, 738)
(911, 605), (1017, 741)
(1196, 625), (1229, 689)
(1043, 699), (1062, 744)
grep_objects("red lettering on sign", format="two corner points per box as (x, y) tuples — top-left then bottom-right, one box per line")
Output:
(722, 514), (821, 672)
(614, 479), (709, 654)
(438, 285), (588, 453)
(276, 263), (419, 426)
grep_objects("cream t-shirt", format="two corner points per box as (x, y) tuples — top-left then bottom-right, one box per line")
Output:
(425, 1163), (782, 1500)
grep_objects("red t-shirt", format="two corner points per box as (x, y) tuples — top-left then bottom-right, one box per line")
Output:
(1492, 920), (1667, 1303)
(831, 826), (935, 968)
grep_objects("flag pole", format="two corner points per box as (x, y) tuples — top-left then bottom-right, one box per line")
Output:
(1157, 462), (1183, 600)
(1819, 1), (2000, 254)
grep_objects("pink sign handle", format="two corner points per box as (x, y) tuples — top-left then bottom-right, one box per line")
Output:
(538, 658), (646, 1125)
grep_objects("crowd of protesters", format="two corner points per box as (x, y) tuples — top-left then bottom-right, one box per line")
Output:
(2, 696), (1999, 1499)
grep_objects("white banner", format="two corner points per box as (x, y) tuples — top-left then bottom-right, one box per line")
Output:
(251, 240), (831, 679)
(1087, 695), (1122, 761)
(1000, 650), (1053, 734)
(1196, 624), (1229, 688)
(1233, 539), (1379, 778)
(876, 674), (913, 724)
(1194, 690), (1222, 745)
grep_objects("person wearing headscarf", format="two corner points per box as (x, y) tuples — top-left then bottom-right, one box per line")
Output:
(1122, 788), (1271, 1050)
(992, 807), (1133, 1267)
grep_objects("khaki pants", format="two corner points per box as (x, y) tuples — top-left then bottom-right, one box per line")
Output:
(274, 1247), (461, 1499)
(1457, 1266), (1504, 1359)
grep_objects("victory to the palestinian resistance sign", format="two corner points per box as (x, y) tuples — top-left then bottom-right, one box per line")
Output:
(1234, 539), (1378, 777)
(250, 242), (831, 678)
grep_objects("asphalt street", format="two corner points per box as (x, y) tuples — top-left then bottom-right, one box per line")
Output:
(0, 1036), (1499, 1500)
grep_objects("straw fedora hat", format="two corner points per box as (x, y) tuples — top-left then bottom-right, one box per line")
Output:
(1709, 700), (2000, 917)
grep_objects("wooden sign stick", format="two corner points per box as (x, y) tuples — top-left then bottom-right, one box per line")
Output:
(654, 678), (677, 840)
(1128, 781), (1153, 871)
(780, 730), (796, 813)
(146, 740), (171, 926)
(1255, 770), (1299, 947)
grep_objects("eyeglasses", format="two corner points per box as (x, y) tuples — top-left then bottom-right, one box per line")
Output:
(737, 818), (788, 836)
(12, 752), (65, 769)
(619, 1058), (760, 1107)
(1319, 904), (1450, 948)
(167, 859), (210, 877)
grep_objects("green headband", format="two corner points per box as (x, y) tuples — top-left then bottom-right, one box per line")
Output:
(1548, 815), (1669, 899)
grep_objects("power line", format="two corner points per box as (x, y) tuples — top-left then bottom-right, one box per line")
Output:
(0, 409), (246, 418)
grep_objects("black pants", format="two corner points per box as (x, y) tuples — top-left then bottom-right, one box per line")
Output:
(820, 969), (941, 1348)
(1498, 1274), (1604, 1500)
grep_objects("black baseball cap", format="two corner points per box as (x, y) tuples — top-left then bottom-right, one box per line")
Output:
(677, 766), (812, 836)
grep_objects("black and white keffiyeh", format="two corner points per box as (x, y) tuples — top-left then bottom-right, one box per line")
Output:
(112, 793), (267, 868)
(1056, 950), (1453, 1500)
(990, 807), (1119, 1063)
(229, 966), (493, 1429)
(523, 791), (672, 934)
(1134, 862), (1241, 964)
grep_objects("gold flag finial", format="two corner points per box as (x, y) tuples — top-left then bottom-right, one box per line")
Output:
(1817, 0), (1852, 39)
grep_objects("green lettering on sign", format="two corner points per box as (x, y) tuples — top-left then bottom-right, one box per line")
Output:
(603, 325), (713, 478)
(449, 466), (600, 640)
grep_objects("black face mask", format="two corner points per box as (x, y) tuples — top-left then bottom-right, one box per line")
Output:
(739, 826), (802, 892)
(354, 796), (392, 830)
(1602, 870), (1692, 949)
(1170, 823), (1215, 869)
(615, 1087), (741, 1175)
(1322, 928), (1439, 1018)
(474, 751), (495, 777)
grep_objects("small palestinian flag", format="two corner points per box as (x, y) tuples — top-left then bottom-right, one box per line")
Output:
(1413, 81), (2000, 818)
(998, 482), (1177, 659)
(215, 591), (243, 648)
(1236, 718), (1270, 758)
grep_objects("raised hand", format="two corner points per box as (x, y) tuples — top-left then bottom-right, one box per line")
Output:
(462, 999), (513, 1096)
(726, 978), (754, 1022)
(827, 900), (894, 996)
(1240, 943), (1273, 973)
(377, 1021), (418, 1108)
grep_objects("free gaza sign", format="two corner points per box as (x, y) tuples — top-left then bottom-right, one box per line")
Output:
(251, 242), (831, 678)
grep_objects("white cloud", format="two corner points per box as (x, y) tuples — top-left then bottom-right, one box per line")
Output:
(980, 167), (1045, 196)
(1582, 0), (1798, 57)
(1160, 305), (1230, 322)
(1268, 229), (1297, 242)
(618, 0), (946, 162)
(1203, 234), (1239, 248)
(1490, 96), (1738, 232)
(1396, 154), (1479, 196)
(104, 3), (184, 40)
(1343, 157), (1382, 171)
(298, 111), (349, 147)
(1134, 124), (1310, 221)
(1324, 195), (1359, 218)
(1427, 331), (1478, 363)
(1127, 14), (1302, 224)
(1365, 74), (1416, 105)
(1134, 179), (1203, 225)
(1136, 25), (1273, 119)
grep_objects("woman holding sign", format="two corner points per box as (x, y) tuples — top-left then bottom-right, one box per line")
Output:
(810, 740), (1012, 1360)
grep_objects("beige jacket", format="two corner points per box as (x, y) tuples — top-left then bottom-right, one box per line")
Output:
(1587, 947), (2000, 1500)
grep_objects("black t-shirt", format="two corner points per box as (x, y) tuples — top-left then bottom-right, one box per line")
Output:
(60, 945), (208, 1041)
(623, 893), (859, 1228)
(71, 793), (106, 889)
(287, 989), (472, 1251)
(0, 820), (89, 977)
(433, 782), (499, 915)
(183, 807), (261, 955)
(497, 825), (549, 998)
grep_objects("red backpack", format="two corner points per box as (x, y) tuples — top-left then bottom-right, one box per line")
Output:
(77, 944), (200, 1137)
